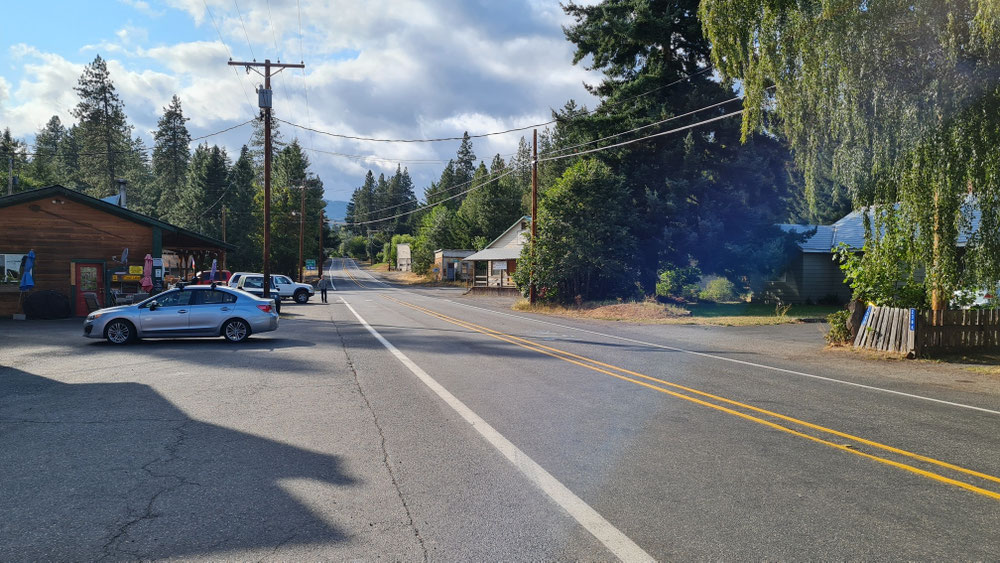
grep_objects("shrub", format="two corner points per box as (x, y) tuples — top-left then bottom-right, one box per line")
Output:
(699, 278), (737, 302)
(655, 265), (702, 300)
(825, 310), (852, 345)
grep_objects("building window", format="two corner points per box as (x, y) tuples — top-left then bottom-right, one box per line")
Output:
(491, 261), (507, 275)
(1, 253), (26, 283)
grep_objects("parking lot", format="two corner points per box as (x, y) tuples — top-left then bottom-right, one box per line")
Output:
(0, 304), (427, 561)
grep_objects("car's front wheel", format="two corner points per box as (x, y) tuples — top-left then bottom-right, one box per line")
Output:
(105, 319), (135, 345)
(294, 290), (309, 304)
(222, 319), (251, 343)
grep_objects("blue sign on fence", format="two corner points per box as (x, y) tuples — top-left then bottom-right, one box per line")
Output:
(909, 308), (916, 331)
(860, 306), (872, 329)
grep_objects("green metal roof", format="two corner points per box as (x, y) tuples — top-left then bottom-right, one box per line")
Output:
(0, 185), (236, 250)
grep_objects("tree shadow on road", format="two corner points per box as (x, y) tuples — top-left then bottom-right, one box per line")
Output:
(0, 367), (356, 560)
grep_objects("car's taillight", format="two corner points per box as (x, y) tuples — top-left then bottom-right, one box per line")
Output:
(257, 304), (272, 313)
(986, 294), (994, 300)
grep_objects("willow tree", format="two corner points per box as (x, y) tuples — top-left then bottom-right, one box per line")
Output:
(700, 0), (1000, 308)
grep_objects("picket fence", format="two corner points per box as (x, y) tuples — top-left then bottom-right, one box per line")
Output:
(854, 306), (1000, 355)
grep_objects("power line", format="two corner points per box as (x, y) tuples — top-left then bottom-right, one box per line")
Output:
(4, 119), (257, 158)
(190, 118), (257, 142)
(300, 145), (452, 165)
(275, 66), (715, 144)
(202, 0), (257, 119)
(346, 105), (744, 226)
(351, 166), (512, 220)
(233, 0), (256, 60)
(539, 109), (745, 163)
(276, 117), (548, 144)
(346, 167), (518, 226)
(541, 95), (742, 158)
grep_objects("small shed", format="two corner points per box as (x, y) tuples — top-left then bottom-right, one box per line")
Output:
(0, 185), (234, 317)
(433, 249), (474, 281)
(396, 243), (412, 271)
(465, 216), (530, 292)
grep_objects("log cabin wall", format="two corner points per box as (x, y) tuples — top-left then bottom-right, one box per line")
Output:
(0, 196), (152, 316)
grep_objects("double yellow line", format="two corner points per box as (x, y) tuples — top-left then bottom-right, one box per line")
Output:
(381, 294), (1000, 502)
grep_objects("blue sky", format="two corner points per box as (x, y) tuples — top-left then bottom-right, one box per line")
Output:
(0, 0), (600, 200)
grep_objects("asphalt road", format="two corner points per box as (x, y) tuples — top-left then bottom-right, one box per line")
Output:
(2, 257), (999, 560)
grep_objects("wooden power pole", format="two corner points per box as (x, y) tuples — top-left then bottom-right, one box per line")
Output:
(228, 58), (304, 298)
(298, 184), (306, 283)
(529, 128), (538, 305)
(221, 205), (227, 270)
(318, 209), (325, 277)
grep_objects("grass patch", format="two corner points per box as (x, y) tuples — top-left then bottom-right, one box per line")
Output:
(686, 302), (841, 320)
(512, 299), (841, 326)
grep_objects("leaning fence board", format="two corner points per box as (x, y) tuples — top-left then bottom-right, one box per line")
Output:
(859, 305), (1000, 356)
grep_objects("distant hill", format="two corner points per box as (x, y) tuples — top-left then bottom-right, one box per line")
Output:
(324, 200), (349, 222)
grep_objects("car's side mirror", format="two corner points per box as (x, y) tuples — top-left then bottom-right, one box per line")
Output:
(147, 301), (159, 311)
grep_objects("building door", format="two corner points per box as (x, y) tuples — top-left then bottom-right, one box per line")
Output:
(74, 263), (104, 316)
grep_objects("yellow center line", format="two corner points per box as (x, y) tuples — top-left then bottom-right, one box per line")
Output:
(381, 294), (1000, 502)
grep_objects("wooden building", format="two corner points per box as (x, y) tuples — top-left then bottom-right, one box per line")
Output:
(0, 186), (234, 317)
(465, 216), (530, 294)
(433, 249), (474, 281)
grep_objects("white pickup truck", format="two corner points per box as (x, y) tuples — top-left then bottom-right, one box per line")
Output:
(234, 274), (315, 303)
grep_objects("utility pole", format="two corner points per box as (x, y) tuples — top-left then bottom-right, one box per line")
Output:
(221, 206), (227, 270)
(318, 209), (325, 277)
(298, 184), (306, 283)
(529, 128), (538, 305)
(228, 58), (304, 299)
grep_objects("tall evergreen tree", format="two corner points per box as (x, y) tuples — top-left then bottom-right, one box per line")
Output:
(169, 144), (229, 233)
(0, 128), (30, 193)
(561, 0), (796, 294)
(72, 54), (132, 198)
(424, 160), (458, 208)
(120, 136), (156, 215)
(226, 146), (260, 270)
(153, 95), (192, 221)
(28, 116), (66, 187)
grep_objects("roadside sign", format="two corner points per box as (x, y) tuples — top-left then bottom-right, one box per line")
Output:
(305, 259), (316, 270)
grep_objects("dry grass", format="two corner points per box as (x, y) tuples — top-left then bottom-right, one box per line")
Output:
(511, 299), (807, 326)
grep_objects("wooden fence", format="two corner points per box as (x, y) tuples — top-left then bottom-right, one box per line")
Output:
(854, 306), (1000, 355)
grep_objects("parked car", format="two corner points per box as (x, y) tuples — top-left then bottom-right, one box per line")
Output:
(234, 273), (315, 303)
(228, 271), (254, 288)
(233, 275), (282, 313)
(83, 285), (278, 344)
(189, 269), (232, 285)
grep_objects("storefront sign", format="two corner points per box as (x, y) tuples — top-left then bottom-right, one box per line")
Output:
(128, 265), (144, 274)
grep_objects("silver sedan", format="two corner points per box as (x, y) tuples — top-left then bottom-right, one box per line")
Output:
(83, 285), (279, 344)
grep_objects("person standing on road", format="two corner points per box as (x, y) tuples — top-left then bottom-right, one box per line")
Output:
(317, 277), (332, 303)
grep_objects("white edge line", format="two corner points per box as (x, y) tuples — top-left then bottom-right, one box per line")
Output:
(349, 260), (1000, 417)
(338, 295), (654, 563)
(438, 300), (1000, 417)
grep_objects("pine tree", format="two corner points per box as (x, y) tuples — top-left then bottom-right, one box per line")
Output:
(29, 116), (66, 187)
(153, 95), (191, 221)
(57, 125), (83, 189)
(120, 136), (156, 215)
(72, 54), (132, 198)
(168, 144), (229, 233)
(226, 146), (260, 270)
(0, 128), (30, 193)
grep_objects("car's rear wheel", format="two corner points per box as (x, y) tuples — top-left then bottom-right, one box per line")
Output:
(105, 319), (135, 345)
(222, 319), (251, 343)
(294, 290), (309, 304)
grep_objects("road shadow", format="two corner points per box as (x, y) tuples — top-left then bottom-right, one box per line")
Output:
(0, 367), (355, 560)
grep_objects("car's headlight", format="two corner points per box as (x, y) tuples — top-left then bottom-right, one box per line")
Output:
(87, 313), (103, 320)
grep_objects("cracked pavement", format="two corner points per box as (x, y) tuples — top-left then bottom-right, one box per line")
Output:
(0, 294), (603, 560)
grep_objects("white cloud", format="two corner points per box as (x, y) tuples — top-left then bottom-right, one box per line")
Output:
(3, 1), (602, 199)
(119, 0), (166, 18)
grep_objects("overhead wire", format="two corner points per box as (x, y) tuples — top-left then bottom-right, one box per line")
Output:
(345, 102), (747, 226)
(202, 0), (257, 120)
(275, 65), (714, 144)
(233, 0), (256, 60)
(346, 167), (519, 226)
